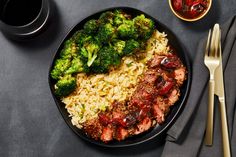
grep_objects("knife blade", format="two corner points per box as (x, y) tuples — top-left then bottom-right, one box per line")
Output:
(214, 29), (231, 157)
(214, 34), (224, 98)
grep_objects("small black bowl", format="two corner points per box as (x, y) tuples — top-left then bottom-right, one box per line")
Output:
(0, 0), (50, 40)
(48, 7), (191, 147)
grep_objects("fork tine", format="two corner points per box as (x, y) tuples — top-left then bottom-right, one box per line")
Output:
(217, 29), (221, 58)
(214, 24), (220, 58)
(205, 29), (212, 57)
(210, 25), (217, 57)
(216, 27), (221, 58)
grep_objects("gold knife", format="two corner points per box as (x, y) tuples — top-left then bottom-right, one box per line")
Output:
(214, 29), (231, 157)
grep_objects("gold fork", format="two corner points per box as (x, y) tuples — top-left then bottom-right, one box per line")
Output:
(204, 24), (220, 146)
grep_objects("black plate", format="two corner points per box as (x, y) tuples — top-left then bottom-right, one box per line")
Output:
(48, 7), (191, 147)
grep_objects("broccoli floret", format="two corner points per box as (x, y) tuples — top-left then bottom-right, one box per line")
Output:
(83, 19), (99, 34)
(80, 47), (88, 58)
(113, 40), (126, 55)
(98, 11), (114, 24)
(81, 40), (101, 67)
(97, 23), (116, 43)
(133, 14), (155, 40)
(90, 46), (121, 73)
(65, 57), (85, 74)
(123, 39), (140, 55)
(60, 39), (78, 59)
(100, 46), (121, 66)
(89, 58), (108, 73)
(51, 58), (71, 80)
(117, 20), (138, 39)
(138, 39), (148, 50)
(74, 31), (92, 47)
(71, 30), (83, 41)
(55, 74), (76, 97)
(113, 10), (128, 26)
(86, 42), (100, 67)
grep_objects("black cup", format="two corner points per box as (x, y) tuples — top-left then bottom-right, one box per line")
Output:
(0, 0), (50, 40)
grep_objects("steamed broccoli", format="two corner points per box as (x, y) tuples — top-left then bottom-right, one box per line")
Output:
(123, 39), (140, 55)
(86, 42), (100, 67)
(80, 47), (88, 58)
(138, 39), (148, 50)
(113, 40), (126, 55)
(65, 57), (87, 74)
(51, 58), (71, 80)
(90, 46), (120, 73)
(60, 40), (78, 59)
(133, 14), (155, 40)
(89, 58), (108, 73)
(80, 40), (101, 67)
(113, 10), (128, 26)
(97, 23), (116, 43)
(74, 31), (92, 47)
(83, 19), (99, 34)
(117, 20), (138, 39)
(99, 46), (121, 66)
(55, 74), (76, 97)
(98, 11), (114, 25)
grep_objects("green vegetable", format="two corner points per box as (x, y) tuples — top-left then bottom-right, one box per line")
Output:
(113, 40), (126, 55)
(123, 39), (140, 55)
(74, 31), (92, 47)
(55, 74), (76, 97)
(97, 23), (116, 43)
(65, 57), (86, 74)
(60, 40), (78, 59)
(100, 104), (108, 112)
(98, 11), (114, 25)
(126, 62), (133, 67)
(113, 10), (128, 26)
(51, 58), (71, 80)
(83, 19), (99, 34)
(90, 46), (120, 73)
(117, 20), (138, 39)
(99, 46), (121, 66)
(133, 14), (155, 40)
(81, 40), (101, 67)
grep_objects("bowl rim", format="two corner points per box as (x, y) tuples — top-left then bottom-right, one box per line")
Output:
(168, 0), (212, 22)
(48, 6), (192, 147)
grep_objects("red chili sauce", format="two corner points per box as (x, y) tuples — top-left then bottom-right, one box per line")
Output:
(171, 0), (209, 19)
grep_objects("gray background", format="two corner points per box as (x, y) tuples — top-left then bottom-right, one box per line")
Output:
(0, 0), (235, 157)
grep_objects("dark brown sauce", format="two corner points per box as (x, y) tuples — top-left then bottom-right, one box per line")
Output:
(171, 0), (209, 19)
(0, 0), (42, 26)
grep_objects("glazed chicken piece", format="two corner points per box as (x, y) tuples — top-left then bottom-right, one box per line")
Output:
(147, 55), (166, 68)
(155, 96), (169, 113)
(100, 127), (113, 142)
(115, 127), (129, 141)
(153, 103), (165, 124)
(83, 119), (103, 140)
(142, 69), (160, 84)
(168, 88), (180, 105)
(174, 67), (186, 85)
(134, 117), (152, 135)
(160, 54), (182, 69)
(153, 89), (180, 124)
(130, 84), (156, 108)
